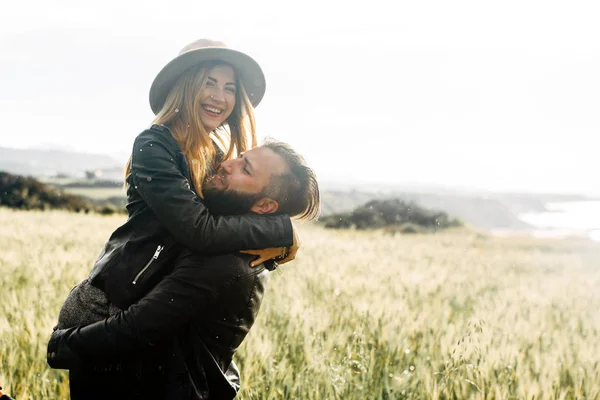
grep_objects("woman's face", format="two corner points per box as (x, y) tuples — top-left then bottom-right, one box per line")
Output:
(198, 64), (236, 132)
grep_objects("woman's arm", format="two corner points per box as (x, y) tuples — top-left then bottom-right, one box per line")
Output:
(131, 127), (293, 254)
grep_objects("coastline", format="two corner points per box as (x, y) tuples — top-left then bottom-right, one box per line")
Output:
(494, 200), (600, 242)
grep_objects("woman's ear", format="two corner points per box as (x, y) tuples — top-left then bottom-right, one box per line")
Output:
(250, 198), (279, 214)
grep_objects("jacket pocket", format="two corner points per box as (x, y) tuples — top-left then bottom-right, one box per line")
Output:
(132, 245), (165, 285)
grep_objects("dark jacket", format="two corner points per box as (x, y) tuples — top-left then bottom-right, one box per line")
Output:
(48, 251), (271, 400)
(88, 124), (292, 309)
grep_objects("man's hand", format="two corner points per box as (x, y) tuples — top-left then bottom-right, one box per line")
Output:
(47, 327), (82, 370)
(241, 223), (301, 267)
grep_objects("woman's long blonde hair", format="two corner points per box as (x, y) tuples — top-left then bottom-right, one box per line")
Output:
(125, 61), (257, 197)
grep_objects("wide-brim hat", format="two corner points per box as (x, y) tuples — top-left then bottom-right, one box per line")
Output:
(149, 39), (266, 114)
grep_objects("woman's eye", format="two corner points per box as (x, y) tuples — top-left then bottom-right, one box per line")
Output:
(244, 168), (251, 175)
(226, 87), (236, 94)
(206, 81), (215, 87)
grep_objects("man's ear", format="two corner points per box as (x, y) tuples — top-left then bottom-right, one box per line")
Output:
(250, 197), (279, 214)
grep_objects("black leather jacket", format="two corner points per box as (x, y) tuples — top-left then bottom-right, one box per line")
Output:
(87, 124), (292, 309)
(48, 251), (270, 399)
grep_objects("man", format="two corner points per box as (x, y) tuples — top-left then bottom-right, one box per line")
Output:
(47, 140), (320, 399)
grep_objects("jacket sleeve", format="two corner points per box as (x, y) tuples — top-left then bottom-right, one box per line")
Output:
(47, 256), (241, 369)
(130, 128), (293, 253)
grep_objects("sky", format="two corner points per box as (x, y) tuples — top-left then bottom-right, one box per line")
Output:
(1, 0), (599, 195)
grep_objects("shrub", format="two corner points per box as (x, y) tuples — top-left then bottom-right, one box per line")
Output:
(99, 206), (117, 215)
(0, 171), (113, 214)
(321, 198), (462, 233)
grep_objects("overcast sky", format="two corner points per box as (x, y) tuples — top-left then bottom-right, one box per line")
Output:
(1, 0), (599, 195)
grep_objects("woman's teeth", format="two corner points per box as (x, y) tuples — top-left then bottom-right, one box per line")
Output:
(203, 105), (222, 114)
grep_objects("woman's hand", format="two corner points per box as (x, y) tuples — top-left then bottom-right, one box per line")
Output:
(277, 223), (300, 264)
(241, 223), (301, 267)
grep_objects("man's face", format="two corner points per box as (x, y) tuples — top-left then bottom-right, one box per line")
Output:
(203, 147), (287, 215)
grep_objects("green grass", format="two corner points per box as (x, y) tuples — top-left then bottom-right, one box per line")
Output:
(1, 209), (599, 399)
(59, 187), (126, 200)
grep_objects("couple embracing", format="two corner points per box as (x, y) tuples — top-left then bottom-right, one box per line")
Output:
(46, 39), (321, 399)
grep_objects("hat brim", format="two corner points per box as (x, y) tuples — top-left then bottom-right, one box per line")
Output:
(149, 47), (266, 114)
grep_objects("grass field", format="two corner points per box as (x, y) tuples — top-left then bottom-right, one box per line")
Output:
(1, 208), (599, 399)
(57, 187), (126, 200)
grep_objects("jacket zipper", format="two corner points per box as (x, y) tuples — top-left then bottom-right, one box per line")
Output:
(132, 245), (165, 285)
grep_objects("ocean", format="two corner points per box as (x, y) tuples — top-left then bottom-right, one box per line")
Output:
(519, 200), (600, 241)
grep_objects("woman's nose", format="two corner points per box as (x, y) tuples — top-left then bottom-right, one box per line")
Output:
(209, 88), (226, 103)
(221, 159), (234, 173)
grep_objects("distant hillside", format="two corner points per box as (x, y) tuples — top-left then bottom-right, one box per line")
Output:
(3, 143), (595, 231)
(0, 171), (119, 214)
(318, 182), (600, 230)
(320, 198), (462, 233)
(0, 146), (122, 177)
(321, 190), (534, 230)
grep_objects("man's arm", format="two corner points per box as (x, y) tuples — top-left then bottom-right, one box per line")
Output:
(48, 254), (245, 369)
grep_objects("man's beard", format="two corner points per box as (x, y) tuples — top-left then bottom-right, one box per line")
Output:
(203, 186), (264, 216)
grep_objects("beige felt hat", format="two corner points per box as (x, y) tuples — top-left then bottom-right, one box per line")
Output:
(149, 39), (266, 114)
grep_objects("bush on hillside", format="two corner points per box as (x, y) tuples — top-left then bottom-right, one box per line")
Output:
(1, 171), (97, 213)
(62, 179), (123, 188)
(320, 198), (462, 232)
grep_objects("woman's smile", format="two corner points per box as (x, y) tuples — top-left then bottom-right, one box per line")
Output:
(201, 104), (224, 116)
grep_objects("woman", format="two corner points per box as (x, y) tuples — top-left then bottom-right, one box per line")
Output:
(56, 38), (299, 329)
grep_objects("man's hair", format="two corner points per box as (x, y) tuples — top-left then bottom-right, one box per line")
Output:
(261, 139), (321, 221)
